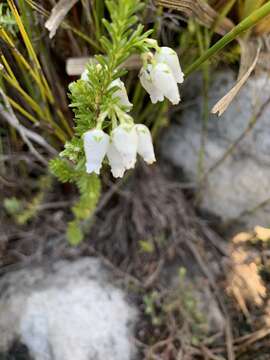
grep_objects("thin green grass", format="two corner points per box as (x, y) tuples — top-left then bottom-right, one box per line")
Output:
(185, 1), (270, 76)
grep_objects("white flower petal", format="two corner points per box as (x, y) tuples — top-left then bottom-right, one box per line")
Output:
(110, 79), (133, 110)
(83, 129), (109, 174)
(152, 63), (180, 105)
(107, 142), (126, 178)
(81, 69), (89, 81)
(112, 125), (138, 169)
(135, 124), (156, 164)
(139, 65), (164, 104)
(155, 47), (184, 84)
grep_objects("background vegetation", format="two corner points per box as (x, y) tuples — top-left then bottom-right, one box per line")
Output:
(1, 1), (270, 359)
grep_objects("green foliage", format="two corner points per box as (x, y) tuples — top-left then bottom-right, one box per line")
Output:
(3, 176), (52, 225)
(143, 267), (207, 346)
(66, 174), (100, 245)
(0, 0), (71, 144)
(0, 3), (17, 36)
(4, 197), (22, 216)
(185, 1), (270, 76)
(49, 158), (78, 183)
(50, 157), (101, 245)
(139, 239), (155, 253)
(67, 221), (84, 246)
(143, 291), (162, 326)
(16, 191), (44, 224)
(177, 267), (207, 339)
(72, 174), (101, 222)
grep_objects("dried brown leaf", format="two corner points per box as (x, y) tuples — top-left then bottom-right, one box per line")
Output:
(232, 232), (253, 244)
(227, 247), (266, 316)
(45, 0), (79, 39)
(211, 41), (261, 117)
(155, 0), (234, 35)
(255, 13), (270, 35)
(254, 225), (270, 242)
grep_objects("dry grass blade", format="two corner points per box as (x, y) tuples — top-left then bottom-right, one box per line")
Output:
(2, 1), (73, 141)
(45, 0), (79, 39)
(26, 0), (101, 51)
(234, 327), (270, 351)
(0, 88), (55, 165)
(211, 41), (261, 116)
(7, 0), (49, 95)
(238, 39), (261, 79)
(1, 29), (40, 90)
(155, 0), (234, 35)
(255, 13), (270, 35)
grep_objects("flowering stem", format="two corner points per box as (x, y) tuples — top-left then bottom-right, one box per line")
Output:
(115, 106), (134, 125)
(184, 1), (270, 77)
(96, 112), (108, 130)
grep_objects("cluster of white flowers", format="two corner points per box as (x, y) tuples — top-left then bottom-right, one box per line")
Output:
(83, 123), (155, 178)
(81, 42), (183, 178)
(139, 46), (184, 105)
(82, 71), (156, 178)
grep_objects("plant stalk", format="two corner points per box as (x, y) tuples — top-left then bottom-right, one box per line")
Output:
(185, 1), (270, 76)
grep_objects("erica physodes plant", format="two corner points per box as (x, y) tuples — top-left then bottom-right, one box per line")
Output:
(50, 0), (184, 243)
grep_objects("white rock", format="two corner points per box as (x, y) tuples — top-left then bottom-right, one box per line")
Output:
(0, 258), (137, 360)
(162, 70), (270, 227)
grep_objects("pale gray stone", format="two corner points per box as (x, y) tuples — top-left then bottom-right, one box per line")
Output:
(0, 258), (137, 360)
(162, 70), (270, 227)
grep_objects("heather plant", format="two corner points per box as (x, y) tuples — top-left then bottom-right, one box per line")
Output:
(50, 0), (184, 244)
(2, 0), (270, 244)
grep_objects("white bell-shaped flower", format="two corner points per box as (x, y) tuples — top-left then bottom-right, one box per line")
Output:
(107, 142), (126, 178)
(152, 63), (180, 105)
(83, 129), (109, 174)
(81, 69), (88, 81)
(135, 124), (156, 164)
(155, 47), (184, 84)
(110, 79), (132, 111)
(139, 64), (164, 104)
(112, 125), (138, 169)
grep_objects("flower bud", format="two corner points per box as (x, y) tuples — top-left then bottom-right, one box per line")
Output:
(81, 69), (88, 81)
(110, 79), (133, 111)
